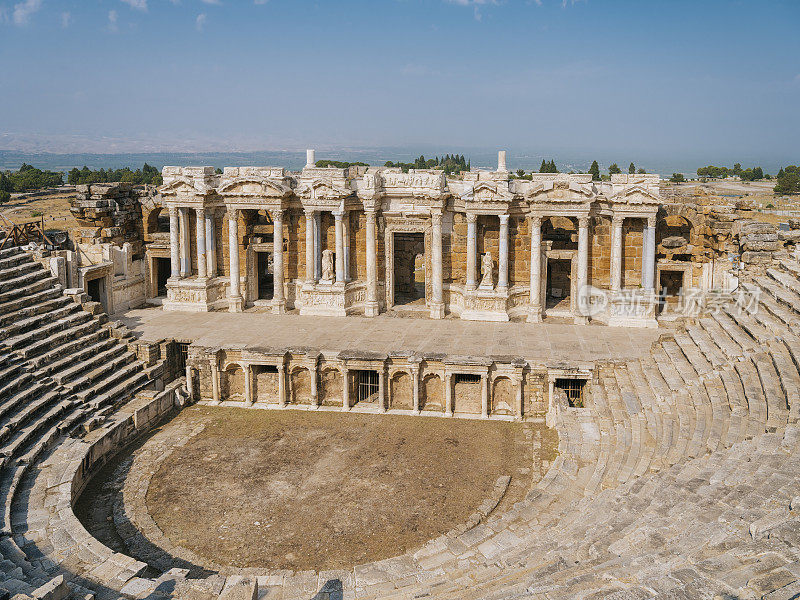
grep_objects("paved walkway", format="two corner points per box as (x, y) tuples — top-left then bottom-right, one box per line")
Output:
(119, 307), (661, 366)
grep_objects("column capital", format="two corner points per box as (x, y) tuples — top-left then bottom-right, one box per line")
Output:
(271, 208), (284, 220)
(499, 213), (510, 225)
(612, 214), (624, 227)
(431, 211), (443, 226)
(196, 206), (206, 218)
(227, 208), (238, 221)
(647, 215), (657, 228)
(333, 210), (344, 220)
(578, 216), (590, 229)
(529, 214), (542, 228)
(466, 212), (477, 224)
(168, 205), (179, 217)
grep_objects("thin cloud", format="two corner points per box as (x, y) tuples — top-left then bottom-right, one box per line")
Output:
(121, 0), (147, 10)
(12, 0), (42, 25)
(254, 0), (268, 4)
(108, 9), (118, 32)
(200, 0), (221, 4)
(195, 12), (206, 31)
(60, 11), (71, 28)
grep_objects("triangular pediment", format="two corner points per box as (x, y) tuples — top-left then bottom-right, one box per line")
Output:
(613, 185), (660, 205)
(159, 177), (200, 195)
(218, 177), (291, 198)
(297, 179), (352, 200)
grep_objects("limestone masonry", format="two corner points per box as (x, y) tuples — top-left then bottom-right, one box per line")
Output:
(0, 151), (799, 599)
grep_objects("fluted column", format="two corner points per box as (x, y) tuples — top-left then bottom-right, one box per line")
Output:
(365, 209), (379, 317)
(466, 213), (477, 289)
(575, 216), (590, 324)
(195, 208), (207, 279)
(205, 211), (216, 277)
(527, 215), (542, 322)
(227, 209), (243, 312)
(305, 209), (316, 284)
(272, 208), (285, 313)
(169, 206), (180, 279)
(643, 215), (656, 291)
(430, 211), (444, 319)
(334, 211), (345, 283)
(179, 207), (191, 277)
(498, 214), (509, 290)
(611, 215), (624, 292)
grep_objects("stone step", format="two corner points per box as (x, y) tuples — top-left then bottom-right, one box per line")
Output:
(48, 340), (126, 384)
(661, 338), (699, 384)
(768, 338), (800, 423)
(19, 318), (102, 360)
(718, 366), (762, 439)
(673, 331), (713, 375)
(735, 360), (770, 434)
(32, 327), (111, 371)
(0, 389), (63, 447)
(0, 266), (50, 296)
(698, 316), (741, 360)
(711, 310), (757, 353)
(767, 267), (800, 298)
(3, 310), (92, 352)
(752, 352), (790, 432)
(0, 249), (27, 271)
(0, 302), (82, 343)
(0, 275), (60, 311)
(778, 258), (800, 279)
(75, 359), (143, 403)
(0, 294), (73, 329)
(0, 394), (72, 460)
(0, 246), (21, 260)
(703, 373), (736, 449)
(627, 360), (674, 472)
(0, 380), (52, 423)
(0, 286), (63, 318)
(0, 260), (41, 282)
(62, 353), (134, 400)
(89, 367), (154, 411)
(754, 276), (800, 318)
(0, 372), (36, 412)
(651, 345), (685, 391)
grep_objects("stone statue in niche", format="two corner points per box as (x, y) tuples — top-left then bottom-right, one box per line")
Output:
(479, 252), (494, 289)
(321, 249), (334, 283)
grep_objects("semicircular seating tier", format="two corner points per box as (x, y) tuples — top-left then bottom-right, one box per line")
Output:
(1, 244), (800, 600)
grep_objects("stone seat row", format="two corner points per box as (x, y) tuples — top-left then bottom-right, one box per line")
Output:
(0, 247), (161, 599)
(2, 246), (800, 599)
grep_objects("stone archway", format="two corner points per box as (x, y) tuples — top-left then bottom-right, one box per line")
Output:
(320, 368), (343, 406)
(421, 373), (443, 412)
(290, 367), (311, 405)
(222, 364), (245, 400)
(390, 371), (413, 410)
(253, 365), (278, 404)
(491, 377), (514, 416)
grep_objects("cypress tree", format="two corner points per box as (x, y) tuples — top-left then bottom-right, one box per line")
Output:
(589, 160), (600, 181)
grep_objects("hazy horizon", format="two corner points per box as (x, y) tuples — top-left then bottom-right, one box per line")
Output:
(1, 0), (798, 164)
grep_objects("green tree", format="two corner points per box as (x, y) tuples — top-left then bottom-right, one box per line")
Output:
(589, 160), (600, 181)
(733, 163), (742, 176)
(608, 163), (622, 175)
(774, 166), (800, 194)
(539, 159), (547, 173)
(670, 173), (686, 183)
(628, 162), (636, 174)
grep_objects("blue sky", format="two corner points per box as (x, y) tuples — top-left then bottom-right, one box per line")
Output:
(0, 0), (798, 165)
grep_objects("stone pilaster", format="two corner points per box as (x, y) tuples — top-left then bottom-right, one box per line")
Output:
(314, 211), (323, 280)
(527, 215), (542, 323)
(643, 215), (656, 291)
(430, 211), (445, 319)
(444, 371), (453, 416)
(210, 360), (220, 404)
(271, 208), (286, 314)
(227, 209), (243, 312)
(481, 372), (489, 419)
(341, 364), (350, 411)
(410, 358), (421, 414)
(498, 214), (509, 290)
(377, 364), (386, 413)
(365, 209), (379, 317)
(243, 364), (253, 406)
(278, 357), (287, 407)
(466, 212), (477, 290)
(169, 206), (180, 279)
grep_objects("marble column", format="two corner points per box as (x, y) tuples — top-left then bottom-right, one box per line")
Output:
(430, 211), (445, 319)
(227, 209), (242, 312)
(527, 215), (542, 322)
(179, 207), (191, 277)
(305, 209), (316, 283)
(611, 215), (624, 292)
(196, 208), (207, 279)
(334, 211), (345, 283)
(169, 206), (180, 279)
(310, 362), (319, 407)
(365, 209), (379, 317)
(271, 208), (285, 313)
(498, 214), (509, 290)
(377, 365), (386, 413)
(643, 215), (656, 291)
(466, 213), (477, 289)
(278, 358), (286, 407)
(575, 216), (590, 324)
(205, 211), (216, 277)
(481, 372), (489, 418)
(515, 376), (524, 420)
(314, 211), (323, 280)
(185, 365), (194, 402)
(341, 366), (350, 411)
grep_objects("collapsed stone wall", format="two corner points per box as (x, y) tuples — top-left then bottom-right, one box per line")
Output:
(70, 183), (148, 258)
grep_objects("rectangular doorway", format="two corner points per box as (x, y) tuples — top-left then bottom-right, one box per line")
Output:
(393, 232), (426, 306)
(256, 251), (274, 300)
(355, 369), (379, 404)
(155, 257), (170, 297)
(546, 259), (571, 310)
(658, 270), (684, 314)
(86, 276), (107, 313)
